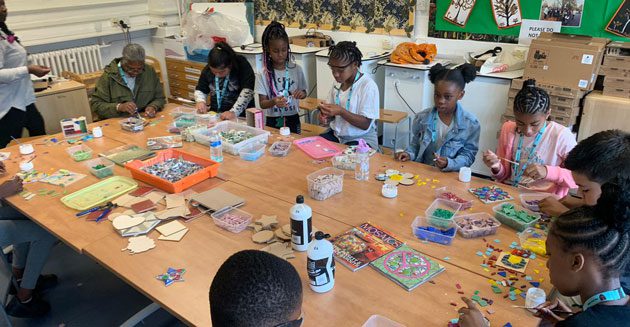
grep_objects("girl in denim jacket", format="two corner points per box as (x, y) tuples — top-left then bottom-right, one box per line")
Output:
(396, 63), (480, 172)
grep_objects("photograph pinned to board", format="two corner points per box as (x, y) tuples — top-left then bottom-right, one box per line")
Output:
(444, 0), (477, 27)
(539, 0), (584, 28)
(606, 0), (630, 37)
(490, 0), (523, 29)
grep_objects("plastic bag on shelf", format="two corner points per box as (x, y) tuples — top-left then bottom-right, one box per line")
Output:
(182, 9), (251, 55)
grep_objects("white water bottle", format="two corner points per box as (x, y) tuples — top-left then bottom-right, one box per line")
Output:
(307, 231), (335, 293)
(354, 139), (370, 181)
(210, 130), (223, 162)
(290, 195), (312, 252)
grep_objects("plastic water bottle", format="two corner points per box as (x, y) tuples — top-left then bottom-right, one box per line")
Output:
(290, 195), (312, 252)
(354, 139), (370, 181)
(307, 231), (335, 293)
(210, 130), (223, 162)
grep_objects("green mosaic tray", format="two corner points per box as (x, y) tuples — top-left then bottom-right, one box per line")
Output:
(61, 176), (138, 210)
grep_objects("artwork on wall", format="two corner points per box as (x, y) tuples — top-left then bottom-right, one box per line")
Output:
(539, 0), (584, 28)
(444, 0), (477, 27)
(606, 0), (630, 37)
(491, 0), (522, 29)
(254, 0), (416, 37)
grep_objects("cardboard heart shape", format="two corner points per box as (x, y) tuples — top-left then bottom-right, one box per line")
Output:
(112, 215), (145, 230)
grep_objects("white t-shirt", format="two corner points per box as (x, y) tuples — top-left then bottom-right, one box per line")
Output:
(255, 64), (306, 117)
(326, 74), (380, 138)
(437, 117), (454, 147)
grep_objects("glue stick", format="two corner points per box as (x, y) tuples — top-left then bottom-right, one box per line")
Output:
(307, 231), (335, 293)
(290, 195), (312, 252)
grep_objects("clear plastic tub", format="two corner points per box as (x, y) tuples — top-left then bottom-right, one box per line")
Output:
(453, 213), (501, 238)
(307, 167), (344, 201)
(174, 114), (198, 129)
(268, 141), (291, 157)
(169, 106), (197, 118)
(211, 206), (252, 233)
(518, 227), (547, 256)
(331, 154), (355, 170)
(411, 216), (456, 245)
(66, 144), (93, 162)
(119, 117), (145, 132)
(238, 143), (266, 161)
(493, 203), (541, 232)
(197, 121), (270, 155)
(519, 193), (558, 212)
(425, 198), (462, 229)
(85, 157), (115, 179)
(435, 186), (473, 210)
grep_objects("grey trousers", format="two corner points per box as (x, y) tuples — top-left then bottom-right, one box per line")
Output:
(0, 206), (56, 290)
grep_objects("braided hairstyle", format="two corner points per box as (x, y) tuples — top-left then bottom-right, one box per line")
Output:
(551, 176), (630, 278)
(261, 21), (292, 98)
(428, 63), (477, 90)
(208, 41), (237, 69)
(514, 79), (550, 115)
(328, 41), (363, 67)
(0, 22), (19, 43)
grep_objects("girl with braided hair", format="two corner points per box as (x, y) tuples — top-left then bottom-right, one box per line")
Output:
(255, 21), (307, 134)
(483, 79), (577, 197)
(458, 177), (630, 326)
(318, 41), (380, 149)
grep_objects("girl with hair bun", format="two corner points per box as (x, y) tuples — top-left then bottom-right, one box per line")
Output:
(396, 63), (481, 172)
(483, 79), (577, 197)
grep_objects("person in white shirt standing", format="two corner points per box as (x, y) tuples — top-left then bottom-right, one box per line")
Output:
(0, 0), (50, 148)
(318, 41), (380, 149)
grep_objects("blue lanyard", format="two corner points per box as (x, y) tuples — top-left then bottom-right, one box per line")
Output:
(215, 75), (230, 109)
(431, 111), (438, 143)
(335, 71), (360, 111)
(118, 63), (135, 98)
(271, 64), (290, 99)
(513, 122), (547, 186)
(583, 287), (626, 311)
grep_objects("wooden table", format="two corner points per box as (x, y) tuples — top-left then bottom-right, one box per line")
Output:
(0, 104), (545, 326)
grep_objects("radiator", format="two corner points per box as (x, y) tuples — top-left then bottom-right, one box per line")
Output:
(28, 45), (103, 76)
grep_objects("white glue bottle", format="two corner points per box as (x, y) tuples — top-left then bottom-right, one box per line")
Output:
(290, 195), (312, 252)
(307, 231), (335, 293)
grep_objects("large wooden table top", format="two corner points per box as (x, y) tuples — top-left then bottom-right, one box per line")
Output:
(84, 181), (540, 327)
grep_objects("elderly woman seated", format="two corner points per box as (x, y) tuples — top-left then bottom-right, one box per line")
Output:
(90, 43), (165, 119)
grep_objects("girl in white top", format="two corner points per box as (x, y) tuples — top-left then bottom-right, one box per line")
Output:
(0, 0), (50, 148)
(318, 42), (380, 149)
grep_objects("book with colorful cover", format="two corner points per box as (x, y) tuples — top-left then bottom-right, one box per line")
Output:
(370, 244), (445, 291)
(331, 222), (404, 272)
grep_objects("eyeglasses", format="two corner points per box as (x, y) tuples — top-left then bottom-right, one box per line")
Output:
(123, 63), (144, 74)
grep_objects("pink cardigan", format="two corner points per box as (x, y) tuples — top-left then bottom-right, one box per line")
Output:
(493, 121), (577, 197)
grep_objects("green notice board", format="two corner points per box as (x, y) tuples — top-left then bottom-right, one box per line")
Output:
(436, 0), (628, 41)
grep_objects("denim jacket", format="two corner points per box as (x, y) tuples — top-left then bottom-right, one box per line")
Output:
(405, 103), (480, 172)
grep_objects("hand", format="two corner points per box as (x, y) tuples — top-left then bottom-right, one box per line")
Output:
(483, 150), (501, 173)
(318, 102), (344, 117)
(144, 106), (157, 118)
(220, 111), (236, 121)
(292, 89), (307, 100)
(434, 153), (448, 169)
(395, 152), (411, 162)
(196, 102), (208, 114)
(539, 197), (570, 217)
(524, 164), (547, 181)
(27, 65), (51, 77)
(318, 112), (330, 126)
(272, 96), (289, 108)
(117, 102), (137, 115)
(534, 299), (571, 324)
(458, 297), (487, 327)
(0, 177), (23, 199)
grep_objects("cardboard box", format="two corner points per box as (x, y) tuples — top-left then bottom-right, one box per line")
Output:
(549, 104), (580, 119)
(550, 114), (577, 127)
(510, 78), (585, 98)
(524, 33), (609, 90)
(604, 56), (630, 68)
(603, 76), (630, 90)
(603, 88), (630, 99)
(290, 35), (333, 48)
(600, 65), (630, 78)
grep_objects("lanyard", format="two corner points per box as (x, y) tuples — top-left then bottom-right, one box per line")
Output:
(513, 122), (547, 186)
(583, 287), (626, 311)
(118, 63), (135, 99)
(271, 64), (290, 99)
(431, 111), (438, 143)
(215, 75), (230, 110)
(335, 71), (361, 111)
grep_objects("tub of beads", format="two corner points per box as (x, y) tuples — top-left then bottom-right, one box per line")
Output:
(211, 206), (252, 233)
(268, 141), (291, 157)
(519, 193), (558, 212)
(425, 198), (462, 229)
(492, 203), (541, 232)
(66, 144), (93, 162)
(85, 157), (115, 179)
(518, 227), (547, 256)
(453, 213), (501, 238)
(307, 167), (344, 201)
(411, 216), (456, 245)
(435, 187), (473, 210)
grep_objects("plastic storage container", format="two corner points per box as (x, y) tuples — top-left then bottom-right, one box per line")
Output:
(124, 149), (220, 193)
(435, 186), (474, 210)
(195, 121), (270, 155)
(493, 203), (541, 232)
(411, 216), (456, 245)
(66, 144), (93, 162)
(119, 117), (145, 132)
(306, 167), (344, 201)
(518, 227), (548, 256)
(169, 106), (197, 118)
(211, 206), (252, 233)
(238, 143), (266, 161)
(425, 198), (462, 229)
(268, 141), (291, 157)
(453, 213), (501, 238)
(85, 157), (115, 179)
(519, 193), (558, 212)
(174, 114), (198, 129)
(331, 154), (355, 170)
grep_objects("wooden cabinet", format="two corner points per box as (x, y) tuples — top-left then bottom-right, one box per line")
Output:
(579, 91), (630, 141)
(165, 58), (205, 102)
(35, 80), (92, 135)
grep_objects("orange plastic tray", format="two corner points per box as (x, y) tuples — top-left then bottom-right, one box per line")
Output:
(125, 149), (220, 193)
